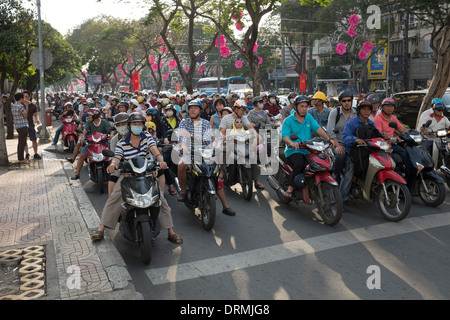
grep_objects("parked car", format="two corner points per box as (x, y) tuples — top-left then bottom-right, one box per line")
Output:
(392, 88), (450, 128)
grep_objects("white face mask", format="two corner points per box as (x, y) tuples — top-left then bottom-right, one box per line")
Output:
(116, 126), (129, 136)
(166, 111), (174, 117)
(270, 98), (276, 104)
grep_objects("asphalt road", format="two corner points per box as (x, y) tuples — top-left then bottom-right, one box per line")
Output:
(76, 161), (450, 301)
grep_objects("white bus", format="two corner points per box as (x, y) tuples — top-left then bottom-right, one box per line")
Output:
(197, 77), (250, 96)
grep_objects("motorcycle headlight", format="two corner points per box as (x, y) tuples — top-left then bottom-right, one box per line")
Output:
(375, 140), (390, 151)
(126, 189), (159, 208)
(410, 134), (423, 143)
(437, 129), (448, 137)
(91, 152), (105, 162)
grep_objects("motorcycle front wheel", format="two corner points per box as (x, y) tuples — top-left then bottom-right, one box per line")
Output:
(201, 192), (216, 231)
(97, 167), (105, 194)
(317, 182), (342, 226)
(377, 180), (411, 222)
(137, 221), (152, 265)
(68, 139), (75, 153)
(419, 178), (446, 207)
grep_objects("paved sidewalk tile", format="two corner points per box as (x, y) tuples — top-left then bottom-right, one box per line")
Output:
(0, 128), (141, 300)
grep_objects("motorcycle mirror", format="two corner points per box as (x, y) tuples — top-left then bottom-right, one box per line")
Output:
(388, 121), (398, 129)
(102, 149), (114, 157)
(290, 133), (299, 141)
(424, 120), (432, 128)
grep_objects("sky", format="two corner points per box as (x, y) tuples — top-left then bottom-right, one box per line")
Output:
(30, 0), (149, 36)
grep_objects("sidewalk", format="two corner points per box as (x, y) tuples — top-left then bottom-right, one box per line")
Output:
(0, 125), (143, 300)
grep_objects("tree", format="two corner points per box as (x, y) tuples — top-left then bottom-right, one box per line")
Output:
(198, 0), (278, 96)
(400, 0), (450, 127)
(147, 0), (217, 94)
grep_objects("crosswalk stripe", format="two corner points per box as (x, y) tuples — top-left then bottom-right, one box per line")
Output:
(146, 212), (450, 285)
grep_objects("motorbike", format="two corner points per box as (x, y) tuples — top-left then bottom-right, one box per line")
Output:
(102, 149), (161, 265)
(422, 120), (450, 188)
(85, 132), (111, 193)
(61, 115), (79, 152)
(223, 131), (255, 201)
(389, 121), (446, 207)
(52, 103), (63, 119)
(348, 137), (411, 221)
(267, 134), (342, 226)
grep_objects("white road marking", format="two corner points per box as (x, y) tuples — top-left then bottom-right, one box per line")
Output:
(146, 212), (450, 285)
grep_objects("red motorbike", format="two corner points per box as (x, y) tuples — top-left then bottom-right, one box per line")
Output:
(85, 132), (111, 193)
(267, 134), (343, 226)
(61, 116), (78, 152)
(348, 137), (411, 221)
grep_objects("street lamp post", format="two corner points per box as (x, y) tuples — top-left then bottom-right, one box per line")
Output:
(37, 0), (49, 141)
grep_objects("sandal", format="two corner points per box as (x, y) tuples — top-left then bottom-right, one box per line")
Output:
(91, 230), (104, 241)
(71, 174), (80, 180)
(283, 191), (293, 199)
(168, 233), (183, 244)
(255, 183), (265, 189)
(169, 188), (177, 195)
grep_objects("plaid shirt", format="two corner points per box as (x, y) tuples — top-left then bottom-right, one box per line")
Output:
(178, 117), (212, 148)
(12, 102), (28, 129)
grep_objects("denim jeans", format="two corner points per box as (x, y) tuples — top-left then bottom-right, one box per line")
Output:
(53, 124), (63, 144)
(339, 154), (354, 201)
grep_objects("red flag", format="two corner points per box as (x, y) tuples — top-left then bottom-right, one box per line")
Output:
(299, 74), (306, 92)
(132, 73), (140, 91)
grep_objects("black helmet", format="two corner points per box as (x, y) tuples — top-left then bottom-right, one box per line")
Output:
(367, 93), (381, 104)
(287, 92), (296, 99)
(128, 112), (146, 123)
(293, 95), (310, 106)
(338, 90), (353, 101)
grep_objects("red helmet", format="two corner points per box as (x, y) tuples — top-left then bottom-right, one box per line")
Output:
(88, 108), (101, 118)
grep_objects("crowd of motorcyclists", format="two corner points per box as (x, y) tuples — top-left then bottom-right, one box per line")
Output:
(41, 87), (450, 262)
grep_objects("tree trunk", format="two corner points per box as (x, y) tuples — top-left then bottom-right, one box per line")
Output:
(416, 13), (450, 128)
(250, 58), (261, 96)
(0, 100), (9, 166)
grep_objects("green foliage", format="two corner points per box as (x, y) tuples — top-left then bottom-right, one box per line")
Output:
(313, 57), (349, 79)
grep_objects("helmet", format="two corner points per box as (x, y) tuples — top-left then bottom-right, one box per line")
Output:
(145, 121), (156, 131)
(137, 96), (145, 103)
(311, 91), (327, 101)
(146, 108), (159, 116)
(233, 99), (246, 110)
(185, 94), (193, 101)
(268, 93), (276, 98)
(381, 98), (396, 107)
(188, 100), (203, 109)
(119, 101), (129, 106)
(128, 112), (146, 123)
(293, 95), (310, 106)
(114, 112), (129, 125)
(221, 107), (233, 114)
(253, 96), (263, 104)
(367, 93), (381, 104)
(287, 92), (296, 99)
(293, 173), (306, 190)
(130, 99), (140, 108)
(112, 97), (120, 103)
(88, 108), (100, 118)
(165, 104), (177, 116)
(357, 99), (372, 111)
(160, 98), (170, 107)
(64, 101), (73, 107)
(432, 98), (445, 109)
(338, 90), (353, 101)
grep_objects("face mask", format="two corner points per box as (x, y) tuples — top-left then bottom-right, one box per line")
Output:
(270, 98), (276, 104)
(166, 111), (174, 117)
(116, 126), (129, 136)
(131, 125), (143, 135)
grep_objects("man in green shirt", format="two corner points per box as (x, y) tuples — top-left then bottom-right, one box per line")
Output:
(71, 108), (112, 180)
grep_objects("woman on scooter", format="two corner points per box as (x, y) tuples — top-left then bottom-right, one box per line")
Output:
(281, 95), (333, 198)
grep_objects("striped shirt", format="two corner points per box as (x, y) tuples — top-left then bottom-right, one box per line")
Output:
(114, 132), (156, 161)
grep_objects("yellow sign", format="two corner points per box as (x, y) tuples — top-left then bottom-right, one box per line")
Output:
(367, 41), (387, 80)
